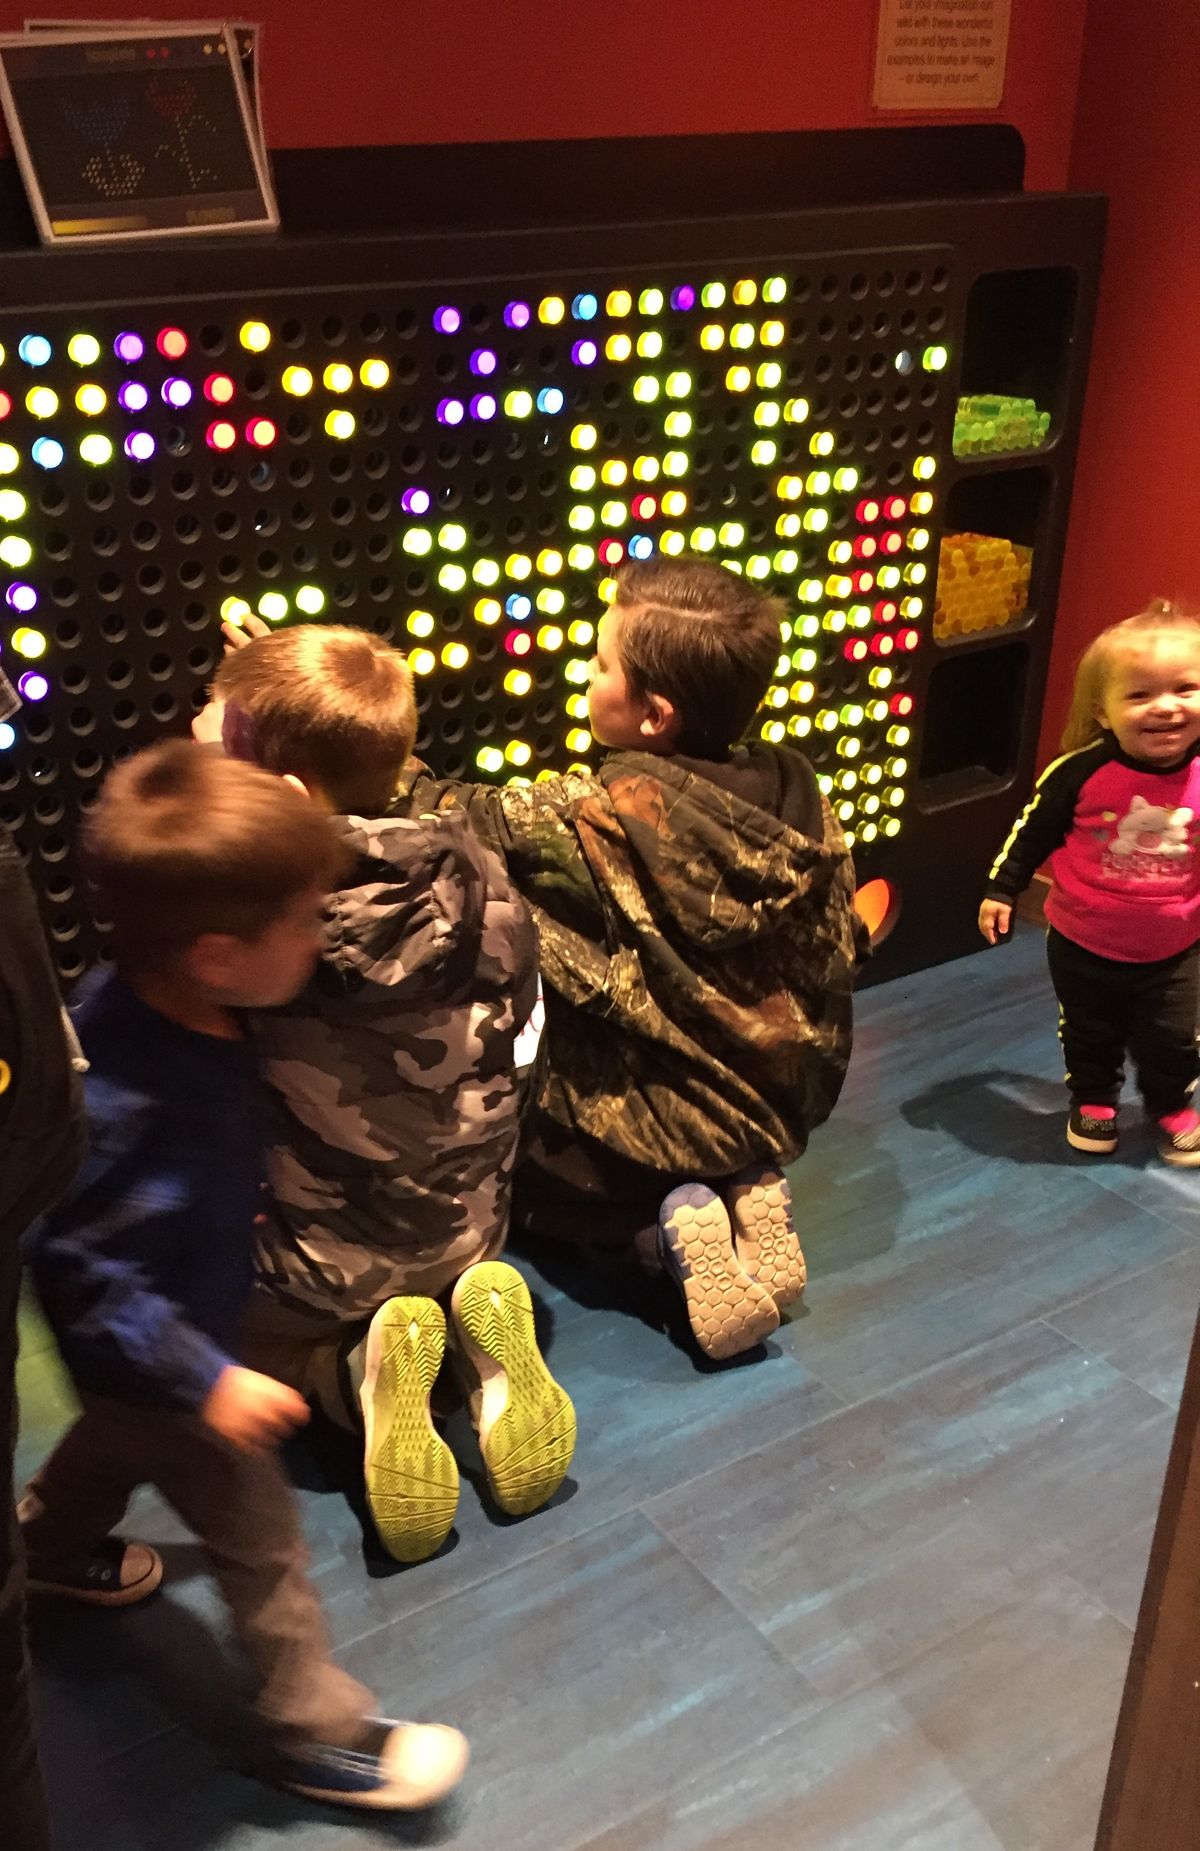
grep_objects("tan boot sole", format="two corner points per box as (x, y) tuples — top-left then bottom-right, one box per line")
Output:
(659, 1186), (780, 1360)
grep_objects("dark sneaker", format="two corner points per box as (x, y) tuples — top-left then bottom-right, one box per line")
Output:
(726, 1164), (807, 1311)
(658, 1183), (780, 1361)
(279, 1718), (469, 1810)
(359, 1297), (459, 1565)
(1066, 1105), (1119, 1153)
(24, 1535), (163, 1608)
(450, 1262), (576, 1517)
(1157, 1108), (1200, 1168)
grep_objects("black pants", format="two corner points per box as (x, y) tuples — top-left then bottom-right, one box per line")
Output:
(1046, 928), (1200, 1115)
(1, 1260), (51, 1851)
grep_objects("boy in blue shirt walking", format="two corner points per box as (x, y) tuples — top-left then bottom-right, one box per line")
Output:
(20, 742), (468, 1811)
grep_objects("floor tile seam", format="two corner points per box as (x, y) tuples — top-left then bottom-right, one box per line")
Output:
(1035, 1243), (1200, 1328)
(78, 1715), (186, 1772)
(636, 1517), (1078, 1728)
(554, 1694), (831, 1851)
(1034, 1315), (1187, 1412)
(327, 1503), (719, 1652)
(1056, 1564), (1140, 1638)
(782, 1558), (1136, 1716)
(1084, 1170), (1200, 1242)
(639, 1505), (835, 1690)
(757, 1312), (1070, 1428)
(643, 1308), (1175, 1523)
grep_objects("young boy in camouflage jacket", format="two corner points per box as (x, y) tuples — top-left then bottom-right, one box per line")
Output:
(211, 628), (575, 1565)
(409, 556), (862, 1363)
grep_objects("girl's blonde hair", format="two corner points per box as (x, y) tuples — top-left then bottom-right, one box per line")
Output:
(1061, 598), (1200, 752)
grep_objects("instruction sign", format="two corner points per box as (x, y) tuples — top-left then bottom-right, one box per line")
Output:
(873, 0), (1010, 110)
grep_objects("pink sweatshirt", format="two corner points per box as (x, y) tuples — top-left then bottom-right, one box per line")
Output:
(987, 738), (1200, 963)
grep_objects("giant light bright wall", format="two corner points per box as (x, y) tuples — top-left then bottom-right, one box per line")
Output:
(0, 253), (950, 978)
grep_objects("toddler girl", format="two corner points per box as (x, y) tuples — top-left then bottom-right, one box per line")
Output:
(980, 600), (1200, 1165)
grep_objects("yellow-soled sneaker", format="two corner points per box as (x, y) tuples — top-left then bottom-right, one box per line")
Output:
(726, 1164), (807, 1311)
(450, 1262), (576, 1517)
(658, 1183), (781, 1360)
(359, 1297), (459, 1564)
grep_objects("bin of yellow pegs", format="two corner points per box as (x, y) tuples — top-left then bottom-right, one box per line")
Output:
(934, 532), (1033, 641)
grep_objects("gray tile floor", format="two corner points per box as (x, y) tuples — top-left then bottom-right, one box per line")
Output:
(17, 926), (1197, 1849)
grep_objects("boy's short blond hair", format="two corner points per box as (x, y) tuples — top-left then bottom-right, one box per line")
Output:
(613, 557), (785, 757)
(215, 625), (416, 815)
(87, 739), (347, 969)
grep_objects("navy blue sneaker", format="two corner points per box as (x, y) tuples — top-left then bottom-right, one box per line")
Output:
(658, 1182), (780, 1360)
(23, 1533), (163, 1608)
(278, 1718), (469, 1810)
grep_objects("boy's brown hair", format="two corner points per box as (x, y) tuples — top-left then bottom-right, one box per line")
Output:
(1061, 598), (1200, 752)
(87, 739), (347, 968)
(215, 624), (416, 814)
(613, 557), (785, 757)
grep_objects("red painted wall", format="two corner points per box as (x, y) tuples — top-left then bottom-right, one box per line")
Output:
(1037, 0), (1200, 761)
(0, 2), (1086, 190)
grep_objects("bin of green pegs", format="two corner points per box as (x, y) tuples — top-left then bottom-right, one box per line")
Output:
(952, 393), (1051, 457)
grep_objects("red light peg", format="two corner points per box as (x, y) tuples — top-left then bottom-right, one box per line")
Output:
(884, 495), (907, 519)
(870, 634), (896, 657)
(853, 534), (877, 559)
(899, 628), (920, 652)
(0, 392), (11, 420)
(855, 498), (881, 524)
(891, 692), (914, 716)
(881, 531), (903, 555)
(598, 538), (624, 567)
(205, 373), (235, 404)
(630, 494), (658, 520)
(844, 638), (869, 662)
(246, 418), (277, 447)
(504, 630), (533, 657)
(206, 421), (237, 451)
(851, 570), (874, 594)
(873, 600), (898, 624)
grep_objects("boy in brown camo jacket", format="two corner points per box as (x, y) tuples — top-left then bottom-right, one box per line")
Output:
(410, 555), (864, 1363)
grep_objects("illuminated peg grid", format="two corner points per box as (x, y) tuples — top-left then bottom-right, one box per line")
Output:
(0, 257), (951, 977)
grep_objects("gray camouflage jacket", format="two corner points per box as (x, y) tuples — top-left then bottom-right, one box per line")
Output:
(252, 801), (537, 1317)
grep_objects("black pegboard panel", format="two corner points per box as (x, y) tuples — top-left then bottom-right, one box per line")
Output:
(0, 161), (1105, 984)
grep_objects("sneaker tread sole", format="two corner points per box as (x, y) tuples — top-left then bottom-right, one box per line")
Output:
(660, 1184), (780, 1360)
(451, 1263), (576, 1517)
(360, 1298), (459, 1564)
(727, 1168), (807, 1310)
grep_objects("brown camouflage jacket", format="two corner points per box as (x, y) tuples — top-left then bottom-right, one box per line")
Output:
(408, 744), (859, 1189)
(252, 801), (537, 1317)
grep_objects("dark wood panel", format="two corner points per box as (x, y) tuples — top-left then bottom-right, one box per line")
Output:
(1096, 1307), (1200, 1850)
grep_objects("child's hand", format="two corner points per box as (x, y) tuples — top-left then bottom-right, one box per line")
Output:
(978, 899), (1012, 945)
(221, 612), (270, 651)
(202, 1365), (309, 1451)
